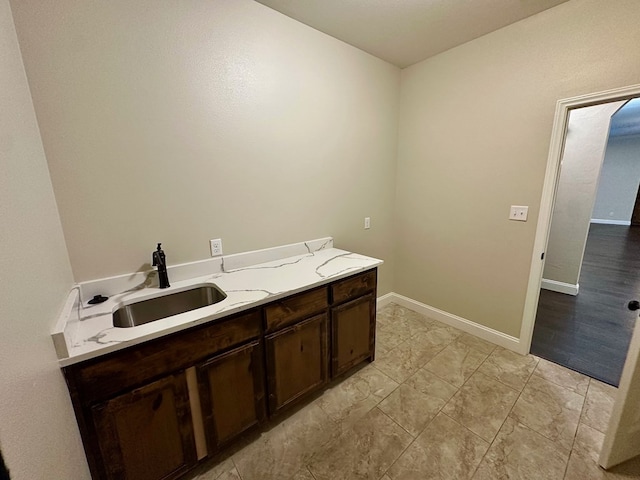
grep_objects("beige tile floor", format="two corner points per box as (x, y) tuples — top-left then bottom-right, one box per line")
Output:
(187, 303), (640, 480)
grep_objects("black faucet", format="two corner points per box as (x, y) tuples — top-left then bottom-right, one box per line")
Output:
(152, 243), (170, 289)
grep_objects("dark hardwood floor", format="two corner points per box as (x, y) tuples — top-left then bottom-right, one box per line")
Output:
(531, 224), (640, 386)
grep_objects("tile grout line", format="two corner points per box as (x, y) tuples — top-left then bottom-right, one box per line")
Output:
(466, 353), (541, 479)
(521, 365), (589, 457)
(383, 307), (576, 478)
(374, 307), (464, 480)
(578, 377), (593, 426)
(383, 339), (498, 478)
(230, 457), (242, 480)
(413, 334), (505, 477)
(530, 357), (592, 395)
(303, 466), (319, 480)
(380, 320), (603, 480)
(561, 377), (594, 480)
(437, 409), (498, 479)
(515, 360), (583, 469)
(377, 404), (443, 479)
(502, 356), (585, 477)
(478, 354), (537, 392)
(438, 410), (493, 450)
(314, 309), (435, 480)
(366, 344), (419, 480)
(417, 364), (460, 392)
(419, 335), (496, 389)
(428, 342), (503, 447)
(369, 363), (402, 402)
(361, 309), (601, 480)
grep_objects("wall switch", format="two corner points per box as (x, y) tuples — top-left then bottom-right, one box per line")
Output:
(509, 206), (529, 221)
(364, 217), (371, 229)
(210, 238), (223, 256)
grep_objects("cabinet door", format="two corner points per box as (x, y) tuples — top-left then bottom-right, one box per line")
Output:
(197, 340), (266, 451)
(331, 293), (376, 377)
(265, 313), (329, 414)
(91, 373), (197, 480)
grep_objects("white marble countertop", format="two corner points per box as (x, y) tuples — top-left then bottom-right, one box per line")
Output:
(53, 238), (382, 367)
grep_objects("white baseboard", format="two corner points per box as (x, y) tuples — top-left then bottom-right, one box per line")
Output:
(379, 292), (523, 354)
(591, 218), (631, 226)
(541, 279), (579, 296)
(376, 292), (395, 309)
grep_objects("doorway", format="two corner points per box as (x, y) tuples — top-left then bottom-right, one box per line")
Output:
(521, 85), (640, 472)
(530, 99), (640, 386)
(521, 85), (640, 385)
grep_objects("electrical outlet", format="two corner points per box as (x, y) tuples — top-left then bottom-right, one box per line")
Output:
(509, 206), (529, 221)
(210, 238), (223, 256)
(364, 217), (371, 229)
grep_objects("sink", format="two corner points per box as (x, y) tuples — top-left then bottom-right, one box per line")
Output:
(113, 284), (227, 328)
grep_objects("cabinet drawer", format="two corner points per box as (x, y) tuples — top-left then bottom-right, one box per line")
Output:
(331, 269), (377, 305)
(264, 287), (328, 333)
(67, 309), (262, 403)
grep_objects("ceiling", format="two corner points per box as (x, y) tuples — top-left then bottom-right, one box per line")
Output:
(254, 0), (571, 68)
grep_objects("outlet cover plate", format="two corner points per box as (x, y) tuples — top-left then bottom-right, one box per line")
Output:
(509, 206), (529, 221)
(210, 238), (223, 256)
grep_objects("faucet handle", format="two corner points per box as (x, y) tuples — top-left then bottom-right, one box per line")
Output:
(152, 243), (164, 266)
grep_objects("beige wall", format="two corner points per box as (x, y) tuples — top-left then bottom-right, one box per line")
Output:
(8, 0), (640, 475)
(10, 0), (400, 294)
(543, 102), (624, 287)
(3, 0), (640, 474)
(395, 0), (640, 337)
(593, 134), (640, 223)
(0, 0), (89, 477)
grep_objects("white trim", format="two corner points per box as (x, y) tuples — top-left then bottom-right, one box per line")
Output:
(384, 293), (522, 353)
(376, 292), (395, 309)
(540, 279), (579, 296)
(591, 219), (631, 226)
(520, 84), (640, 355)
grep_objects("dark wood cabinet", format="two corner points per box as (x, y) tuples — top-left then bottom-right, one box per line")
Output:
(329, 269), (377, 378)
(265, 313), (329, 413)
(264, 287), (328, 333)
(197, 340), (266, 451)
(330, 269), (377, 305)
(67, 309), (262, 404)
(331, 293), (376, 377)
(90, 373), (197, 480)
(65, 268), (377, 480)
(64, 309), (263, 480)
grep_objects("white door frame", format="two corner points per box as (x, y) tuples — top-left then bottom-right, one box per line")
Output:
(519, 84), (640, 355)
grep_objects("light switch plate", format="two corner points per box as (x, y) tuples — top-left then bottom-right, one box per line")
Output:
(509, 206), (529, 221)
